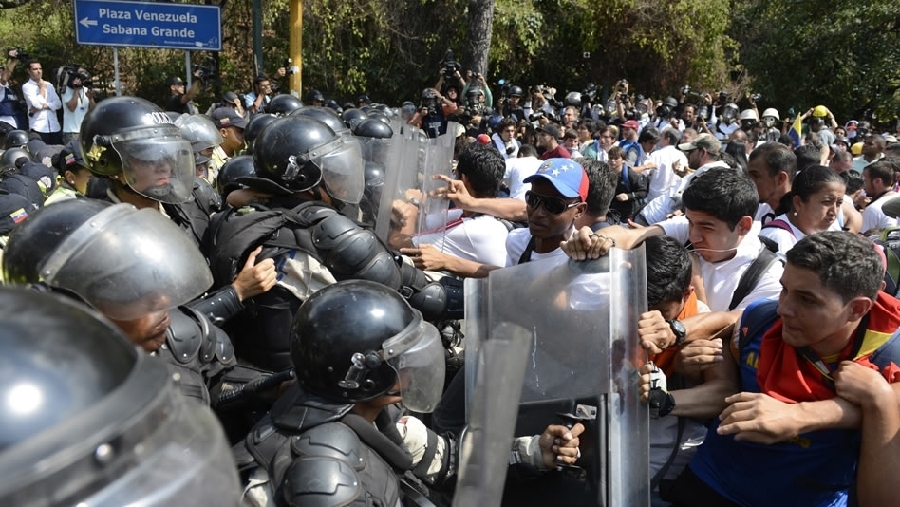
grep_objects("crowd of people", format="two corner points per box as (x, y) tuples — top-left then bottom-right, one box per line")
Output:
(1, 48), (900, 507)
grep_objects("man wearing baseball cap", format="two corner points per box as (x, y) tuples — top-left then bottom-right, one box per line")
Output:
(506, 158), (588, 264)
(536, 123), (571, 160)
(165, 75), (200, 115)
(210, 107), (248, 176)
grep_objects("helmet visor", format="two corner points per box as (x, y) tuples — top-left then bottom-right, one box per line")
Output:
(383, 319), (445, 413)
(318, 136), (365, 205)
(39, 204), (213, 320)
(113, 136), (195, 204)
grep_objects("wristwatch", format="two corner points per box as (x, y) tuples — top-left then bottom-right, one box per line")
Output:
(667, 319), (687, 347)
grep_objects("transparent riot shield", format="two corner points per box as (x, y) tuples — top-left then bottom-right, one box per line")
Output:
(457, 247), (649, 507)
(373, 123), (456, 249)
(359, 136), (394, 226)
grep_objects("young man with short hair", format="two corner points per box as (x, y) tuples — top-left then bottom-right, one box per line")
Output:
(861, 159), (899, 233)
(665, 231), (900, 507)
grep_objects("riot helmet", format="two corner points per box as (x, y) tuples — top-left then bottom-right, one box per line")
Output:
(565, 91), (583, 107)
(400, 102), (417, 123)
(367, 110), (391, 125)
(291, 280), (445, 412)
(216, 154), (255, 198)
(421, 88), (440, 109)
(508, 85), (524, 98)
(720, 103), (739, 124)
(290, 105), (350, 136)
(247, 116), (364, 206)
(243, 113), (278, 152)
(306, 89), (325, 105)
(3, 200), (213, 321)
(175, 114), (223, 164)
(324, 99), (343, 115)
(761, 108), (780, 128)
(342, 108), (368, 130)
(353, 118), (393, 139)
(265, 94), (304, 116)
(0, 288), (241, 506)
(374, 103), (393, 119)
(739, 109), (759, 130)
(3, 129), (28, 150)
(360, 160), (386, 225)
(1, 147), (28, 171)
(656, 96), (677, 118)
(79, 96), (195, 204)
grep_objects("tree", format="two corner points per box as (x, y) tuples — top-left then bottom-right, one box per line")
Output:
(464, 0), (496, 75)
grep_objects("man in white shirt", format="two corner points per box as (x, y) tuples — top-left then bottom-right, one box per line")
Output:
(61, 66), (95, 144)
(638, 134), (729, 225)
(504, 144), (542, 199)
(646, 128), (687, 201)
(21, 59), (62, 145)
(861, 159), (898, 233)
(565, 167), (783, 314)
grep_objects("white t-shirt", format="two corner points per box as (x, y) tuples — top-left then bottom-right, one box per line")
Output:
(505, 156), (543, 200)
(647, 145), (687, 201)
(505, 227), (570, 267)
(414, 212), (509, 267)
(659, 217), (783, 311)
(862, 192), (899, 233)
(61, 86), (90, 134)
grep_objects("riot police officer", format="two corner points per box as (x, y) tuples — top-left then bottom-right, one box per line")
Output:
(2, 199), (238, 405)
(207, 115), (462, 372)
(0, 287), (241, 506)
(236, 280), (456, 506)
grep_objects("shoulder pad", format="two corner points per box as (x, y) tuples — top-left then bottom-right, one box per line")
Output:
(281, 457), (362, 507)
(165, 307), (205, 364)
(295, 202), (339, 224)
(291, 422), (365, 471)
(214, 328), (236, 365)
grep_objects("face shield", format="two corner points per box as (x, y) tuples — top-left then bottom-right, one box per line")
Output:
(721, 106), (738, 124)
(107, 126), (195, 204)
(37, 204), (213, 320)
(312, 136), (365, 206)
(382, 317), (445, 413)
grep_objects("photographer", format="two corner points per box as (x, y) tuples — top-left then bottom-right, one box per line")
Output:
(461, 70), (493, 109)
(0, 49), (21, 128)
(61, 65), (94, 143)
(165, 73), (200, 115)
(244, 74), (273, 115)
(22, 59), (62, 145)
(524, 85), (554, 120)
(412, 87), (457, 139)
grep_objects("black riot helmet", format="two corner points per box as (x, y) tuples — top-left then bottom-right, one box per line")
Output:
(291, 280), (445, 412)
(422, 87), (439, 105)
(2, 199), (213, 321)
(0, 288), (241, 506)
(306, 89), (325, 104)
(243, 113), (278, 153)
(360, 160), (386, 225)
(342, 108), (368, 129)
(174, 114), (223, 154)
(290, 105), (350, 136)
(3, 129), (28, 150)
(508, 85), (524, 98)
(79, 96), (195, 204)
(246, 116), (364, 206)
(1, 147), (28, 170)
(353, 118), (393, 139)
(265, 94), (304, 116)
(216, 154), (255, 198)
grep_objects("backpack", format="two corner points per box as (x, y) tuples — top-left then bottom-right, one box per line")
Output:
(760, 218), (794, 237)
(206, 201), (331, 289)
(728, 244), (781, 311)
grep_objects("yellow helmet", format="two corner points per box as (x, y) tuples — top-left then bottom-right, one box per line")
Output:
(851, 141), (863, 156)
(813, 105), (828, 118)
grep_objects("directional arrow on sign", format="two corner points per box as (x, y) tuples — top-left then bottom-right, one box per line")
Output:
(79, 17), (97, 28)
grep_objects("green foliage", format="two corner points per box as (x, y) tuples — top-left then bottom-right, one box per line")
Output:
(734, 0), (900, 122)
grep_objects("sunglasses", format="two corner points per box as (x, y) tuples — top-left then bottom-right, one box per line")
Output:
(525, 190), (580, 215)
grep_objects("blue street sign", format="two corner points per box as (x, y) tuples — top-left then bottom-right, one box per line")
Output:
(74, 0), (221, 50)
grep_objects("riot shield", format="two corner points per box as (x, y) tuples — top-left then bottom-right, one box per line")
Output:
(373, 123), (456, 249)
(359, 136), (393, 226)
(457, 247), (649, 507)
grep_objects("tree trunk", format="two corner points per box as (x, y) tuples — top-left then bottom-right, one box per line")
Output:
(463, 0), (495, 75)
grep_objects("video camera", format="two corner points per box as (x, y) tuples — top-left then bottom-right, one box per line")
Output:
(191, 55), (218, 85)
(6, 47), (29, 63)
(441, 49), (460, 81)
(582, 83), (598, 103)
(283, 58), (295, 77)
(57, 64), (91, 90)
